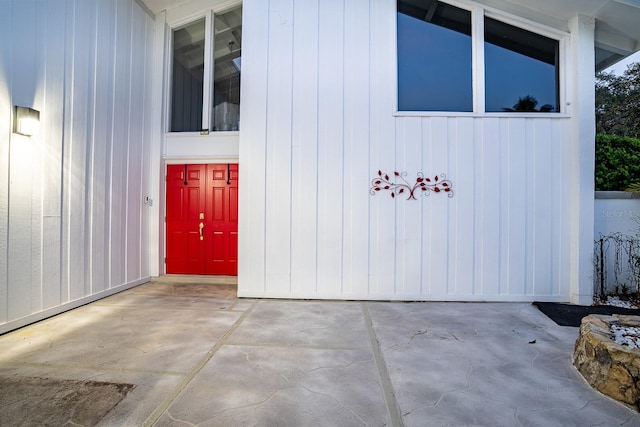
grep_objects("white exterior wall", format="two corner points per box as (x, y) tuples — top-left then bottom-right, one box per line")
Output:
(0, 0), (155, 334)
(238, 0), (593, 302)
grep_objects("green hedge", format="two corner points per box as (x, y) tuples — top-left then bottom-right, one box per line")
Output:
(595, 134), (640, 191)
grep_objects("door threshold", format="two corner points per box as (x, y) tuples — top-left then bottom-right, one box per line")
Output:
(152, 274), (238, 285)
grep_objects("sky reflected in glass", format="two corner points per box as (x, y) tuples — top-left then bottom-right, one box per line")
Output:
(397, 12), (472, 112)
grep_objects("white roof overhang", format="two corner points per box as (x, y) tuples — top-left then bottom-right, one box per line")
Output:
(468, 0), (640, 70)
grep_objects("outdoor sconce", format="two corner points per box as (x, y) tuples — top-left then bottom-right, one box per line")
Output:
(14, 106), (40, 137)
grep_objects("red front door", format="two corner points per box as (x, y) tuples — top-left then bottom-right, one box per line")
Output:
(166, 164), (238, 275)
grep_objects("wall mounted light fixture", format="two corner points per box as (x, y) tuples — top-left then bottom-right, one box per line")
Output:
(14, 106), (40, 137)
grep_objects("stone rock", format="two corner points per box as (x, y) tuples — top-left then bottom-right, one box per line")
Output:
(573, 314), (640, 411)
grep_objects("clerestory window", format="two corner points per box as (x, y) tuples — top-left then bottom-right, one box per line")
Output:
(170, 5), (242, 132)
(397, 0), (561, 113)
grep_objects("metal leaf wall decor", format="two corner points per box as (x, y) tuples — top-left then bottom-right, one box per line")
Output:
(370, 170), (454, 200)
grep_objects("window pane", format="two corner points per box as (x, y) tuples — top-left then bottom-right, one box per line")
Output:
(171, 19), (205, 132)
(212, 6), (242, 131)
(397, 0), (472, 112)
(485, 17), (559, 112)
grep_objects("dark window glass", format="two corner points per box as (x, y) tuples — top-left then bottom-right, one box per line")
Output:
(484, 17), (559, 112)
(212, 6), (242, 131)
(397, 0), (472, 112)
(171, 19), (205, 132)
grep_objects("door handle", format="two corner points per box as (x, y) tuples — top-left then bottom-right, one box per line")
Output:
(199, 222), (204, 240)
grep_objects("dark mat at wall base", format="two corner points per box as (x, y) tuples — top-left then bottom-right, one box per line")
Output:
(0, 376), (135, 426)
(533, 302), (640, 327)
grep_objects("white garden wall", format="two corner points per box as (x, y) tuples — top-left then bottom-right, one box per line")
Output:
(0, 0), (155, 334)
(238, 0), (595, 302)
(594, 192), (640, 294)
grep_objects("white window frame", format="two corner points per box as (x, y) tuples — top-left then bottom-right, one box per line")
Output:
(166, 3), (242, 133)
(395, 0), (569, 116)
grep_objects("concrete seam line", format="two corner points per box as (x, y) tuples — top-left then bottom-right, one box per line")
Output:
(361, 302), (404, 427)
(142, 300), (260, 427)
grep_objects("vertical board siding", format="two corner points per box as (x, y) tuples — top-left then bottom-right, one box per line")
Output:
(0, 0), (153, 334)
(238, 0), (269, 296)
(264, 0), (294, 294)
(110, 0), (133, 288)
(0, 0), (11, 324)
(8, 0), (38, 320)
(290, 0), (319, 295)
(91, 0), (116, 294)
(342, 0), (370, 297)
(367, 0), (397, 297)
(41, 0), (66, 310)
(316, 0), (345, 297)
(238, 0), (574, 301)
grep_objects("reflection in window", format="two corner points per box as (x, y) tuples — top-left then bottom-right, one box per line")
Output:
(171, 19), (205, 132)
(484, 17), (559, 112)
(397, 0), (472, 112)
(212, 6), (242, 131)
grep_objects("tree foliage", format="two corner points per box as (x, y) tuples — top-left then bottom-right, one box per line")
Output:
(595, 134), (640, 191)
(596, 62), (640, 139)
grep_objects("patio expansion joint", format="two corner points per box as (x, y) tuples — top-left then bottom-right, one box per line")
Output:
(361, 302), (405, 427)
(141, 299), (260, 427)
(223, 341), (369, 351)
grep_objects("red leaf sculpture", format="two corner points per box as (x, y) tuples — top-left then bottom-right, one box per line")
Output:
(370, 170), (453, 200)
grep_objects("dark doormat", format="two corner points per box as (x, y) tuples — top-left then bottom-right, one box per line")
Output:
(533, 301), (640, 327)
(0, 376), (135, 427)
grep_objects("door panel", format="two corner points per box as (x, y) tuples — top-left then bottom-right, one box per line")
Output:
(205, 164), (239, 275)
(166, 164), (206, 274)
(166, 163), (238, 275)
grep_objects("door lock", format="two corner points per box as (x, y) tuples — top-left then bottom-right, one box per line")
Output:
(199, 222), (204, 240)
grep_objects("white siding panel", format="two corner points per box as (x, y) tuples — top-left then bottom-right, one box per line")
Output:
(8, 138), (34, 319)
(126, 3), (146, 282)
(238, 0), (270, 296)
(110, 0), (132, 288)
(478, 118), (502, 296)
(290, 0), (319, 295)
(91, 0), (116, 293)
(342, 0), (370, 297)
(0, 1), (11, 323)
(395, 117), (423, 296)
(531, 119), (554, 296)
(264, 0), (294, 294)
(141, 15), (154, 279)
(504, 118), (528, 296)
(555, 120), (571, 297)
(422, 117), (451, 298)
(449, 117), (476, 297)
(41, 0), (66, 309)
(67, 0), (94, 301)
(368, 0), (396, 297)
(316, 0), (345, 297)
(8, 0), (38, 319)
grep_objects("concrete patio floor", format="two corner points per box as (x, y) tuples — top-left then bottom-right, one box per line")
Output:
(1, 276), (639, 426)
